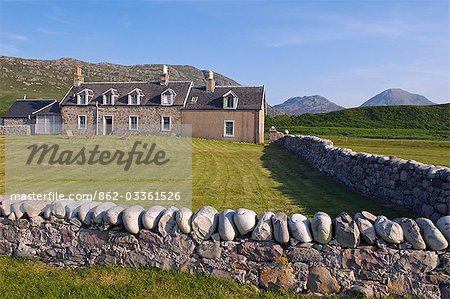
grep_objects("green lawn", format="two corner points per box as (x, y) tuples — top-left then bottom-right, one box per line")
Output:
(191, 139), (414, 218)
(0, 256), (299, 299)
(320, 136), (450, 168)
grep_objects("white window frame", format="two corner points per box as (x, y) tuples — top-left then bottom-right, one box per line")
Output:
(161, 116), (172, 132)
(103, 94), (115, 105)
(77, 115), (87, 130)
(222, 91), (238, 109)
(129, 115), (139, 131)
(161, 89), (176, 106)
(128, 94), (140, 105)
(224, 120), (235, 137)
(77, 93), (87, 105)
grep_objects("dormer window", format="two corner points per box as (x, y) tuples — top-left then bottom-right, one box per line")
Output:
(76, 89), (93, 105)
(102, 88), (119, 105)
(161, 89), (176, 106)
(223, 90), (238, 109)
(128, 88), (144, 105)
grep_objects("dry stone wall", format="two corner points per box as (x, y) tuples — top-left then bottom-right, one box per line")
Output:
(1, 199), (450, 297)
(269, 127), (450, 221)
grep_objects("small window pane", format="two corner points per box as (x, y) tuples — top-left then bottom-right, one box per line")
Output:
(162, 116), (171, 131)
(78, 116), (87, 129)
(225, 121), (234, 136)
(129, 116), (138, 130)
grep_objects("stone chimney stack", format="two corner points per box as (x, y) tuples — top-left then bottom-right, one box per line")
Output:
(73, 66), (84, 86)
(206, 71), (215, 92)
(160, 65), (169, 86)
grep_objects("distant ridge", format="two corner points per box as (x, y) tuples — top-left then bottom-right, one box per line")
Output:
(274, 95), (344, 115)
(361, 88), (436, 107)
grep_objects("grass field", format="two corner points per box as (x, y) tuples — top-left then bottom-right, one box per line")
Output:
(324, 136), (450, 168)
(0, 256), (297, 299)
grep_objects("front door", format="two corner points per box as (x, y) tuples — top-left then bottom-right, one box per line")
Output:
(103, 116), (113, 135)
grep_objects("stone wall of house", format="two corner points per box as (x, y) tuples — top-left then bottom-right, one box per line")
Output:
(0, 125), (31, 135)
(270, 128), (450, 221)
(1, 199), (450, 297)
(60, 106), (183, 135)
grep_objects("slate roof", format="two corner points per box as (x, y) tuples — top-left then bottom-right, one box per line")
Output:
(60, 81), (192, 106)
(4, 100), (60, 118)
(183, 86), (265, 111)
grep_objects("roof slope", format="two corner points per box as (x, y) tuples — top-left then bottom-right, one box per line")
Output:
(60, 81), (192, 106)
(4, 99), (58, 118)
(184, 86), (264, 110)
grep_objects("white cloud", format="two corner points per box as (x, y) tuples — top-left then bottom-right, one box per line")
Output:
(0, 33), (28, 42)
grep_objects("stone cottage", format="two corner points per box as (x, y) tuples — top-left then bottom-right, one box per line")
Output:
(58, 66), (266, 143)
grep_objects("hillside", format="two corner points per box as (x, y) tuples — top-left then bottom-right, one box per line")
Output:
(266, 104), (285, 116)
(0, 56), (238, 116)
(274, 95), (344, 115)
(361, 88), (436, 107)
(267, 104), (450, 140)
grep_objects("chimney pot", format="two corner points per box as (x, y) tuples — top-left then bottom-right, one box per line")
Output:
(73, 66), (84, 86)
(206, 70), (215, 92)
(160, 65), (169, 85)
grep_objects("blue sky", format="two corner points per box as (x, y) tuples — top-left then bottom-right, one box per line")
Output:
(0, 0), (448, 107)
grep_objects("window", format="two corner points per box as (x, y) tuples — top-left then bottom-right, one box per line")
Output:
(161, 116), (171, 131)
(129, 116), (138, 130)
(79, 94), (87, 105)
(161, 89), (176, 106)
(78, 115), (87, 129)
(226, 96), (235, 108)
(222, 91), (238, 109)
(76, 89), (93, 105)
(104, 94), (112, 105)
(224, 120), (234, 137)
(129, 94), (138, 105)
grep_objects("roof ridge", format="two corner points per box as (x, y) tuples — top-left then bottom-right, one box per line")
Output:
(80, 80), (193, 85)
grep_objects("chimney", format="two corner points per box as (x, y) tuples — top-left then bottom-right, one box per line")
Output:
(206, 70), (215, 92)
(73, 66), (84, 86)
(160, 65), (169, 85)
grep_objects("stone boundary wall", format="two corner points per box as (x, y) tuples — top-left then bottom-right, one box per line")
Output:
(269, 127), (450, 221)
(1, 199), (450, 297)
(0, 125), (31, 135)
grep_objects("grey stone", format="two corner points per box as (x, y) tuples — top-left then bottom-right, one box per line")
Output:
(78, 202), (102, 225)
(175, 207), (193, 234)
(311, 212), (332, 244)
(252, 212), (274, 241)
(233, 208), (257, 235)
(22, 201), (52, 218)
(92, 202), (116, 224)
(52, 200), (73, 219)
(122, 206), (145, 234)
(334, 212), (360, 248)
(158, 207), (179, 237)
(434, 203), (447, 214)
(142, 206), (166, 230)
(65, 201), (84, 220)
(436, 216), (450, 243)
(218, 209), (237, 241)
(272, 212), (289, 244)
(417, 218), (448, 251)
(104, 205), (126, 225)
(394, 218), (426, 250)
(361, 211), (377, 222)
(374, 216), (404, 244)
(196, 241), (222, 259)
(354, 213), (376, 244)
(0, 199), (17, 216)
(288, 214), (313, 243)
(191, 206), (219, 240)
(11, 202), (25, 219)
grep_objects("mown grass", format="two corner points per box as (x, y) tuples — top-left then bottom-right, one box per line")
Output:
(191, 139), (414, 218)
(324, 136), (450, 168)
(0, 256), (302, 299)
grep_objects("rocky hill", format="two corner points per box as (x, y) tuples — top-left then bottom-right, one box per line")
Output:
(274, 95), (344, 115)
(0, 55), (238, 115)
(361, 88), (436, 107)
(266, 104), (286, 116)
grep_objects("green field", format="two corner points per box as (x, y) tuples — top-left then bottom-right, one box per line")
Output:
(324, 136), (450, 168)
(0, 256), (299, 299)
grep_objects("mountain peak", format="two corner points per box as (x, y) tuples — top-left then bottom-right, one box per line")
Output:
(361, 88), (435, 107)
(274, 95), (344, 115)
